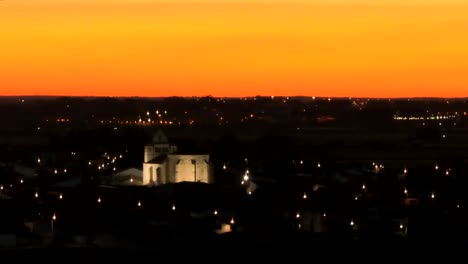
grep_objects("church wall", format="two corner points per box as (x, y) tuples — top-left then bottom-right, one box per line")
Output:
(143, 163), (165, 185)
(167, 155), (211, 183)
(144, 146), (155, 163)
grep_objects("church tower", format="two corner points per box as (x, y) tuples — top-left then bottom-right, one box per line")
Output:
(144, 129), (176, 162)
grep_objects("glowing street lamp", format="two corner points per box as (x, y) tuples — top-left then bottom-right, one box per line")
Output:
(172, 204), (176, 211)
(362, 184), (366, 190)
(296, 212), (301, 219)
(317, 162), (321, 168)
(230, 217), (235, 224)
(222, 164), (227, 170)
(59, 194), (63, 200)
(35, 192), (39, 198)
(446, 170), (449, 176)
(20, 179), (23, 184)
(97, 197), (101, 203)
(431, 192), (435, 199)
(435, 165), (439, 170)
(350, 219), (355, 227)
(50, 213), (57, 233)
(214, 209), (218, 215)
(137, 201), (142, 207)
(403, 168), (408, 174)
(303, 192), (307, 200)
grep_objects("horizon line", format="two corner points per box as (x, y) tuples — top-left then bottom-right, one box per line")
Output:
(1, 95), (468, 100)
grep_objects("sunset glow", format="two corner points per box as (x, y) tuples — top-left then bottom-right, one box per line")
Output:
(1, 0), (468, 97)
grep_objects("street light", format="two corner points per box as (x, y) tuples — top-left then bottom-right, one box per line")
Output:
(303, 192), (307, 200)
(51, 213), (57, 233)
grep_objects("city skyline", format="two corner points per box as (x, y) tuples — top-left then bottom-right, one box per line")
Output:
(1, 0), (468, 97)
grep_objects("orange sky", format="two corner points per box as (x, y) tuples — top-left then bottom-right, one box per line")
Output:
(1, 0), (468, 97)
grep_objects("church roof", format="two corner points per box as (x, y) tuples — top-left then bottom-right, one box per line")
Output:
(152, 129), (169, 144)
(146, 154), (168, 164)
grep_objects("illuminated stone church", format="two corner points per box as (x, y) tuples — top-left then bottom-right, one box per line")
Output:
(143, 130), (213, 185)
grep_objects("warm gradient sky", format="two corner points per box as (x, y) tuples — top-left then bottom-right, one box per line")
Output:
(1, 0), (468, 97)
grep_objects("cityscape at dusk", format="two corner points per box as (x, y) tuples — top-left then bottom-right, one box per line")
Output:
(2, 0), (468, 259)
